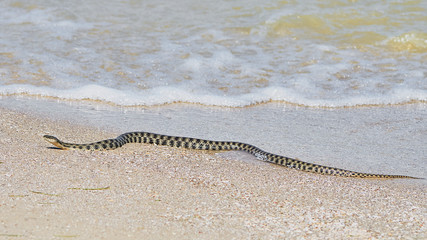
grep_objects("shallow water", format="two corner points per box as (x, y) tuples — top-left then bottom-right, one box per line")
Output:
(1, 0), (426, 107)
(1, 97), (425, 180)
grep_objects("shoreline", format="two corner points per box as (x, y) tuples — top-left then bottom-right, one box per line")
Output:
(1, 92), (426, 109)
(1, 97), (425, 179)
(0, 103), (425, 239)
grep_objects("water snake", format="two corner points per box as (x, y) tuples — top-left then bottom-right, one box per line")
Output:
(43, 131), (419, 179)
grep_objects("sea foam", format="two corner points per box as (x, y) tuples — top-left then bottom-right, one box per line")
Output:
(1, 84), (425, 107)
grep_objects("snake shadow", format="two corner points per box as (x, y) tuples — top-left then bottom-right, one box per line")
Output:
(46, 146), (66, 150)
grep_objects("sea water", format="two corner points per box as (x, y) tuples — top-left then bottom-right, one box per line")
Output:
(0, 0), (426, 107)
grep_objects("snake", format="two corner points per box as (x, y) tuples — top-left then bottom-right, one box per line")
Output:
(43, 131), (419, 179)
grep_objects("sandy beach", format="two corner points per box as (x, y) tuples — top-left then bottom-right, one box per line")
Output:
(0, 105), (425, 239)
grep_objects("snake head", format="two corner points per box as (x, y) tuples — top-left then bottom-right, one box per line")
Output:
(43, 135), (68, 149)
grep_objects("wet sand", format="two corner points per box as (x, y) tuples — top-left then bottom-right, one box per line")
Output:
(0, 106), (425, 239)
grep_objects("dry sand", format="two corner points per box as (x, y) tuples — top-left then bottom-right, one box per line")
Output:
(0, 107), (425, 239)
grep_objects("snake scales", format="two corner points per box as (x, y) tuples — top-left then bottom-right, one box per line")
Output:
(43, 131), (418, 179)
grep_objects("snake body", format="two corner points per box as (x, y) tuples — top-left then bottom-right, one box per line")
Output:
(43, 131), (418, 179)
